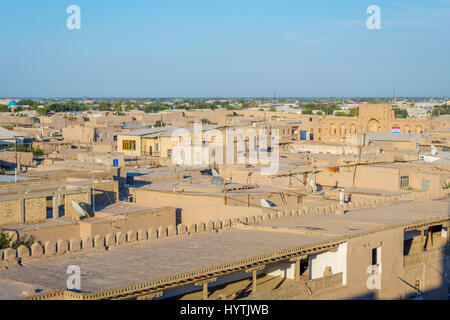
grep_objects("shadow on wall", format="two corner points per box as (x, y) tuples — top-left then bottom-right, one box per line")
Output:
(93, 191), (117, 211)
(350, 254), (449, 300)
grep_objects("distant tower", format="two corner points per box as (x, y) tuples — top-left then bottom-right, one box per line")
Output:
(393, 89), (396, 104)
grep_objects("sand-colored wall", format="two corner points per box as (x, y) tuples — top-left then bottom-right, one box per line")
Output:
(0, 200), (21, 225)
(18, 223), (80, 243)
(181, 205), (264, 225)
(64, 193), (90, 220)
(354, 166), (400, 191)
(0, 197), (46, 225)
(24, 197), (46, 223)
(79, 208), (176, 238)
(93, 181), (118, 209)
(132, 189), (224, 208)
(117, 135), (141, 157)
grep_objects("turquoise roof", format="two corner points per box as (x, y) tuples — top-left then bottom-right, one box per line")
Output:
(8, 100), (18, 107)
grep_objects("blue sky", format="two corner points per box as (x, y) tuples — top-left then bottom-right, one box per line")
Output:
(0, 0), (449, 97)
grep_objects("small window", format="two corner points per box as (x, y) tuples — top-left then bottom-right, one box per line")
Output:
(400, 176), (409, 189)
(122, 140), (136, 151)
(372, 248), (377, 266)
(372, 247), (381, 266)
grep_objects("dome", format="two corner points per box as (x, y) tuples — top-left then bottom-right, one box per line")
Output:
(8, 100), (18, 107)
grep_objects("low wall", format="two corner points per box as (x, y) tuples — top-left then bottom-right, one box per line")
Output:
(182, 206), (264, 225)
(404, 244), (449, 268)
(244, 273), (343, 300)
(3, 188), (448, 269)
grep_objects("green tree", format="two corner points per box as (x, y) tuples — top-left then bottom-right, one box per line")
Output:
(349, 107), (359, 117)
(0, 231), (12, 250)
(393, 108), (408, 118)
(18, 99), (39, 108)
(97, 102), (112, 111)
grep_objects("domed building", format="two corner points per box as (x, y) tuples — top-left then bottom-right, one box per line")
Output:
(7, 100), (18, 108)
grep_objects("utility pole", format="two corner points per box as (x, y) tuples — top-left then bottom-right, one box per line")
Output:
(91, 140), (95, 216)
(92, 156), (95, 214)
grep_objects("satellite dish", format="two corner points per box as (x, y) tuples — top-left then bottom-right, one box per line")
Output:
(71, 200), (89, 218)
(290, 149), (296, 153)
(431, 144), (438, 156)
(211, 169), (220, 177)
(211, 176), (224, 185)
(35, 134), (42, 141)
(261, 199), (275, 208)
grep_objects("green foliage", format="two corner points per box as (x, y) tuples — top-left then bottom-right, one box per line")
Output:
(0, 104), (9, 112)
(349, 107), (359, 117)
(0, 230), (34, 250)
(33, 147), (44, 157)
(432, 105), (450, 117)
(335, 107), (358, 117)
(143, 103), (171, 113)
(17, 99), (39, 108)
(63, 115), (77, 122)
(300, 103), (341, 115)
(269, 106), (276, 112)
(443, 182), (450, 190)
(0, 231), (12, 250)
(4, 144), (43, 157)
(97, 102), (112, 111)
(393, 108), (408, 118)
(12, 239), (34, 249)
(200, 118), (214, 124)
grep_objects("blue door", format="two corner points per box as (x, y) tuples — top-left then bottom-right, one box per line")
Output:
(300, 130), (307, 140)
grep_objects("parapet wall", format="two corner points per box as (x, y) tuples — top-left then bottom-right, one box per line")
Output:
(2, 188), (448, 267)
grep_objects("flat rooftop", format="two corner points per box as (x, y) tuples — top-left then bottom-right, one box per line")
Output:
(0, 198), (448, 299)
(0, 229), (331, 297)
(136, 180), (280, 196)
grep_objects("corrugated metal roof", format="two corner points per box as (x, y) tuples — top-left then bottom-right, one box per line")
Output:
(426, 128), (450, 132)
(118, 128), (166, 136)
(367, 132), (429, 142)
(0, 176), (36, 183)
(0, 127), (24, 140)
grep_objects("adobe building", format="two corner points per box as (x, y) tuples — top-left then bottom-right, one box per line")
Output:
(0, 177), (118, 226)
(321, 104), (447, 143)
(1, 193), (448, 300)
